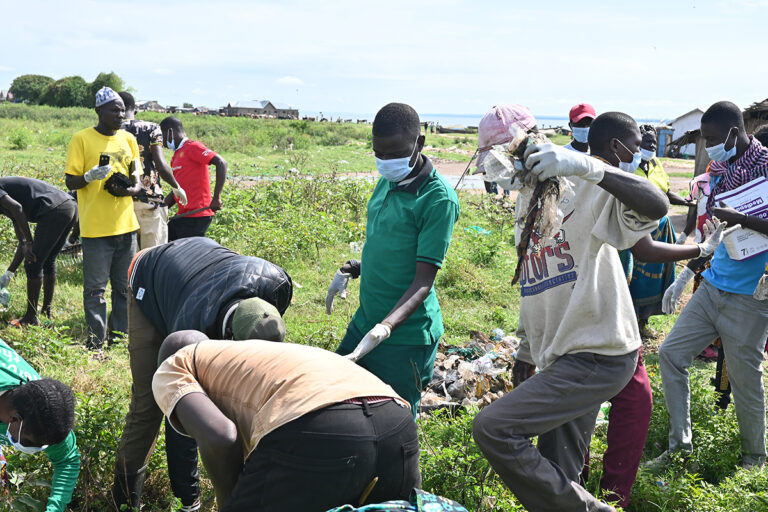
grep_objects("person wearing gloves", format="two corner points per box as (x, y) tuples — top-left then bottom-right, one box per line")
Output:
(119, 92), (187, 249)
(510, 113), (732, 509)
(654, 101), (768, 471)
(159, 116), (227, 241)
(64, 86), (142, 349)
(326, 102), (459, 415)
(112, 236), (292, 512)
(630, 124), (698, 338)
(0, 178), (77, 326)
(0, 337), (79, 512)
(472, 111), (669, 512)
(151, 332), (419, 512)
(564, 103), (596, 153)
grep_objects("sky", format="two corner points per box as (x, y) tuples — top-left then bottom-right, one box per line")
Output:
(1, 0), (766, 120)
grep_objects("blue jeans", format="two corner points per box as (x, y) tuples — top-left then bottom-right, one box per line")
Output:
(82, 232), (136, 348)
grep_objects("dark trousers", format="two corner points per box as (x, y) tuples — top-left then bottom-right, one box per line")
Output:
(167, 215), (213, 241)
(221, 399), (421, 512)
(24, 199), (77, 278)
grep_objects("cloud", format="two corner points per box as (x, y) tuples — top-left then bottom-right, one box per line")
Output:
(153, 68), (171, 75)
(277, 76), (303, 86)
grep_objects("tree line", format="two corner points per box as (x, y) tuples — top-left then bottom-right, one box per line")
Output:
(8, 72), (127, 108)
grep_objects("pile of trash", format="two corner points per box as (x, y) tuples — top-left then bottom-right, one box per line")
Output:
(421, 330), (521, 411)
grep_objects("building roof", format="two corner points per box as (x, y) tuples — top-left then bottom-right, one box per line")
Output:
(228, 100), (295, 110)
(668, 108), (704, 126)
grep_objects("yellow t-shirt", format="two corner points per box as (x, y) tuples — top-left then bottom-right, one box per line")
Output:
(65, 127), (141, 238)
(634, 157), (670, 193)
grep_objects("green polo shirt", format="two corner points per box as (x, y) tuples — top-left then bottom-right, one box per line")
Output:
(351, 157), (460, 345)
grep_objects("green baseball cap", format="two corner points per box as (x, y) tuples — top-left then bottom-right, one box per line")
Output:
(231, 298), (286, 342)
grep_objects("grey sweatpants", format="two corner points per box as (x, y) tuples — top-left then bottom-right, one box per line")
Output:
(473, 350), (637, 512)
(659, 280), (768, 465)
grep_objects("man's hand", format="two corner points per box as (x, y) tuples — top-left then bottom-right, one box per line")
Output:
(512, 360), (536, 387)
(210, 195), (223, 212)
(0, 271), (13, 289)
(345, 323), (391, 363)
(696, 217), (740, 257)
(523, 143), (605, 184)
(326, 270), (351, 314)
(83, 164), (111, 183)
(675, 232), (688, 245)
(712, 206), (744, 226)
(662, 267), (695, 314)
(172, 186), (188, 206)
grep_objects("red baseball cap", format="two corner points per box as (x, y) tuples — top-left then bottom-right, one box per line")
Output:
(569, 103), (596, 123)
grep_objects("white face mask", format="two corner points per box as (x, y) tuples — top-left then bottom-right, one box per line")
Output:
(706, 127), (737, 162)
(616, 140), (642, 173)
(640, 148), (655, 161)
(7, 420), (47, 454)
(571, 126), (590, 144)
(375, 139), (419, 182)
(166, 129), (177, 151)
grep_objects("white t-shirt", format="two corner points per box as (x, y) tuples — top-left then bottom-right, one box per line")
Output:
(516, 177), (657, 369)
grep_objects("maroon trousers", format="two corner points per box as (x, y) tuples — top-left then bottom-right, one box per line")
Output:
(582, 349), (652, 508)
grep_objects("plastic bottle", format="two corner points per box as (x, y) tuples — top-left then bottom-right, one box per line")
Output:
(0, 288), (10, 308)
(491, 328), (505, 341)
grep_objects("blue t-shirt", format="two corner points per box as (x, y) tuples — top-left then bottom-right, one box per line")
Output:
(703, 244), (768, 295)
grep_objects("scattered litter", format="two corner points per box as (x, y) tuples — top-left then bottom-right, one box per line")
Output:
(289, 168), (300, 174)
(349, 241), (363, 252)
(596, 402), (611, 425)
(465, 225), (492, 236)
(337, 160), (349, 164)
(421, 330), (521, 412)
(0, 288), (10, 308)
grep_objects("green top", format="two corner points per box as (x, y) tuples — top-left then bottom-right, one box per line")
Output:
(0, 339), (79, 512)
(634, 157), (670, 193)
(352, 157), (460, 345)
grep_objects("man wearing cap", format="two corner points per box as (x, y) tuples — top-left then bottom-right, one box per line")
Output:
(112, 236), (292, 512)
(65, 86), (142, 349)
(565, 103), (597, 153)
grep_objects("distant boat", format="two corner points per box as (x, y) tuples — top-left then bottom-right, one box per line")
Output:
(436, 125), (478, 134)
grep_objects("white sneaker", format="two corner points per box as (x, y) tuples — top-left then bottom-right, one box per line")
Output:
(179, 499), (201, 512)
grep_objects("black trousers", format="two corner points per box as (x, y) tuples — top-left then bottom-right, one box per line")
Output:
(165, 418), (200, 506)
(24, 199), (77, 278)
(167, 215), (213, 241)
(221, 399), (421, 512)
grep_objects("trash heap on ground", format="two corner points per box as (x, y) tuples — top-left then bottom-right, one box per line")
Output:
(421, 329), (521, 411)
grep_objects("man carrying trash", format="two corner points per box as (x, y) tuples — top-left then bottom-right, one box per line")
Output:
(326, 102), (460, 414)
(151, 331), (420, 512)
(112, 236), (293, 511)
(472, 110), (669, 512)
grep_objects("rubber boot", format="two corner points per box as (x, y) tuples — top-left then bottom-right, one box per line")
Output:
(111, 465), (146, 511)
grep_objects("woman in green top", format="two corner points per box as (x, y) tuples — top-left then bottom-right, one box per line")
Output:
(0, 338), (79, 512)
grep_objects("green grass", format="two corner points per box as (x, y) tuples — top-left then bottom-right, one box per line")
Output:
(0, 105), (765, 511)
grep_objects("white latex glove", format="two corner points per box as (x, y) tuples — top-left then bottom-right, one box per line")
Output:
(523, 143), (606, 184)
(675, 232), (688, 245)
(172, 186), (188, 206)
(325, 270), (351, 314)
(662, 267), (695, 314)
(696, 217), (741, 258)
(0, 271), (13, 288)
(345, 323), (392, 362)
(84, 164), (112, 183)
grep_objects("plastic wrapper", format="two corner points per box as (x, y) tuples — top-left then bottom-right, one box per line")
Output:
(754, 264), (768, 301)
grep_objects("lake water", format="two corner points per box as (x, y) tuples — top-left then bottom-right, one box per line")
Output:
(301, 111), (662, 129)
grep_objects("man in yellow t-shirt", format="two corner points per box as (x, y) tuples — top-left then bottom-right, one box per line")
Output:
(65, 87), (142, 349)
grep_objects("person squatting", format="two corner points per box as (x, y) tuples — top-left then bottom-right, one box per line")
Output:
(0, 86), (766, 512)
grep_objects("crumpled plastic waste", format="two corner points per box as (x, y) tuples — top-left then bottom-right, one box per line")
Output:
(421, 330), (521, 411)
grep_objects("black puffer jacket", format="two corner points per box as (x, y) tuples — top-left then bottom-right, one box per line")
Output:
(129, 237), (292, 338)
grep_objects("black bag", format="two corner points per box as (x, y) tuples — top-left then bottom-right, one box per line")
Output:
(104, 172), (135, 197)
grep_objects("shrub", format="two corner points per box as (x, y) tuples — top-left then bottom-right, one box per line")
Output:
(8, 128), (33, 150)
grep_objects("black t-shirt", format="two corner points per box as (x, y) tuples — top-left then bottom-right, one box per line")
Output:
(0, 177), (72, 222)
(129, 237), (293, 338)
(122, 119), (164, 194)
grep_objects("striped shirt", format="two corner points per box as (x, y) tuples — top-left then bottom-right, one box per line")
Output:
(707, 136), (768, 215)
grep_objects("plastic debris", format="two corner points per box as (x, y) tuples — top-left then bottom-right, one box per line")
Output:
(0, 288), (10, 308)
(420, 331), (521, 412)
(465, 225), (492, 236)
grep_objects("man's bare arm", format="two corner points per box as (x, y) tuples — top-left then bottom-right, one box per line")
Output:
(598, 168), (669, 221)
(382, 262), (438, 330)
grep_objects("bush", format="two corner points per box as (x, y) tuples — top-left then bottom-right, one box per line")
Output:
(8, 128), (33, 150)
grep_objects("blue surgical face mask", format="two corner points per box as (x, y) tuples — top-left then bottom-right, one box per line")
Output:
(572, 126), (589, 144)
(375, 139), (419, 182)
(166, 129), (176, 151)
(706, 127), (737, 162)
(616, 140), (642, 173)
(7, 420), (47, 454)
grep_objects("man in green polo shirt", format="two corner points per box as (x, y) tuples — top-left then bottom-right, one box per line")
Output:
(326, 102), (460, 414)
